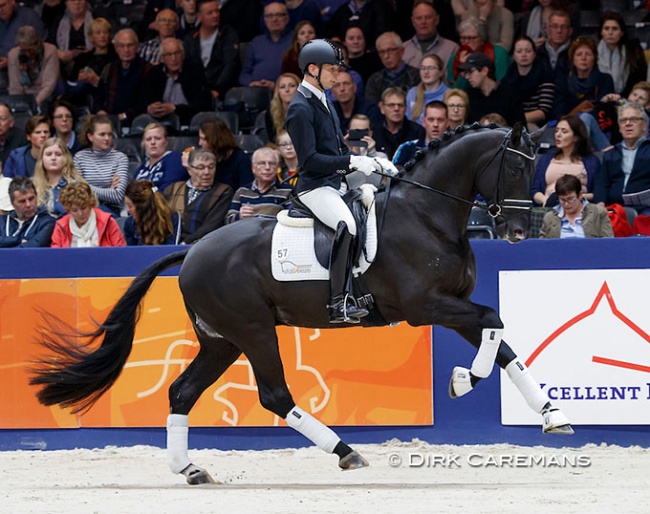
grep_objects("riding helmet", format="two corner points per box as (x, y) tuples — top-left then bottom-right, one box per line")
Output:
(298, 39), (345, 72)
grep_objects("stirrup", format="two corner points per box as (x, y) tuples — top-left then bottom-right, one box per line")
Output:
(328, 294), (368, 324)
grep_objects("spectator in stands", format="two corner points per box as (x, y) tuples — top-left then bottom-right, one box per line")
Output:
(0, 176), (55, 247)
(239, 1), (292, 90)
(73, 114), (129, 216)
(50, 180), (126, 247)
(0, 102), (26, 165)
(331, 69), (381, 135)
(275, 130), (298, 188)
(394, 100), (449, 166)
(281, 20), (317, 77)
(501, 35), (554, 131)
(327, 0), (394, 48)
(597, 11), (647, 98)
(373, 87), (425, 160)
(47, 0), (93, 76)
(65, 17), (115, 104)
(553, 36), (614, 120)
(133, 123), (188, 192)
(124, 179), (181, 245)
(444, 88), (469, 129)
(95, 28), (149, 124)
(39, 0), (66, 29)
(594, 102), (650, 215)
(532, 115), (599, 207)
(183, 0), (240, 100)
(0, 0), (46, 88)
(459, 52), (525, 127)
(137, 0), (178, 41)
(519, 0), (556, 49)
(344, 25), (382, 85)
(480, 112), (506, 126)
(32, 137), (83, 217)
(539, 173), (613, 238)
(344, 114), (384, 159)
(365, 32), (420, 106)
(536, 10), (572, 80)
(7, 25), (59, 109)
(139, 8), (179, 64)
(285, 0), (323, 36)
(227, 146), (292, 223)
(406, 54), (448, 126)
(453, 0), (514, 52)
(176, 0), (199, 40)
(49, 99), (82, 155)
(265, 72), (300, 146)
(325, 42), (365, 104)
(139, 38), (212, 125)
(164, 147), (232, 243)
(447, 17), (510, 89)
(402, 0), (459, 71)
(219, 0), (264, 44)
(197, 117), (253, 190)
(2, 115), (50, 178)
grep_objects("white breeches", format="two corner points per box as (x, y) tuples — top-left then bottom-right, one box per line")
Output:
(300, 186), (357, 236)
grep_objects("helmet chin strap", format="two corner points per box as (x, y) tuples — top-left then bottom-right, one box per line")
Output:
(305, 64), (325, 91)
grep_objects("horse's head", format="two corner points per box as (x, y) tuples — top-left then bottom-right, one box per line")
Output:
(482, 123), (536, 244)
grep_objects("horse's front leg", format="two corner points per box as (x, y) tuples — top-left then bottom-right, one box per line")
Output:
(167, 327), (243, 485)
(428, 297), (573, 434)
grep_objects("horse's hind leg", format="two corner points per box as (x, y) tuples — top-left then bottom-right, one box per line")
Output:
(166, 328), (242, 485)
(239, 326), (369, 470)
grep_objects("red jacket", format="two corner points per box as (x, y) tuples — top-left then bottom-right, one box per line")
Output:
(50, 208), (126, 247)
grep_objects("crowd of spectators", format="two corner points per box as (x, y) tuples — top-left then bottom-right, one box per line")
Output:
(1, 0), (650, 245)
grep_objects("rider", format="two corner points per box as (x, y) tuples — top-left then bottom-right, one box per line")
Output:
(285, 39), (396, 324)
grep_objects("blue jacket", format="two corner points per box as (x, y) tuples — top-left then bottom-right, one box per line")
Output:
(3, 145), (35, 178)
(0, 207), (56, 247)
(124, 211), (182, 246)
(594, 139), (650, 206)
(531, 151), (600, 204)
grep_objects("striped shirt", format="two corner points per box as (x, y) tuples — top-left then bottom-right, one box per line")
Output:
(522, 80), (555, 118)
(73, 148), (130, 211)
(227, 180), (293, 223)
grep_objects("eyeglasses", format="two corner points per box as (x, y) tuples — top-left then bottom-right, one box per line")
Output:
(377, 47), (401, 56)
(420, 66), (440, 72)
(619, 116), (644, 125)
(447, 104), (466, 110)
(558, 195), (579, 205)
(459, 35), (480, 42)
(161, 50), (183, 59)
(255, 160), (277, 167)
(192, 164), (216, 171)
(277, 142), (293, 148)
(53, 114), (73, 120)
(384, 103), (405, 109)
(264, 12), (287, 19)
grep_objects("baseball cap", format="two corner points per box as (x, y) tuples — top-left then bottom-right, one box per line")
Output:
(457, 52), (492, 73)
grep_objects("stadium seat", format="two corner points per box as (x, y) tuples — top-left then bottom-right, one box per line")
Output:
(189, 110), (239, 135)
(114, 137), (143, 178)
(252, 110), (269, 144)
(129, 113), (180, 136)
(0, 94), (37, 116)
(237, 133), (266, 155)
(223, 86), (271, 131)
(467, 206), (498, 240)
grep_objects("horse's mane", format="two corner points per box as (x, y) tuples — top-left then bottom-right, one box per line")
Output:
(403, 122), (507, 172)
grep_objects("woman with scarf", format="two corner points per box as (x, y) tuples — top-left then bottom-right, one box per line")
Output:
(553, 36), (614, 120)
(47, 0), (93, 70)
(597, 11), (647, 97)
(501, 36), (555, 131)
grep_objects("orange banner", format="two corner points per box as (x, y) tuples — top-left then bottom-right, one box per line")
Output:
(0, 278), (432, 429)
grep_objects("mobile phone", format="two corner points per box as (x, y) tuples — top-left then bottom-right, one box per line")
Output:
(349, 129), (369, 140)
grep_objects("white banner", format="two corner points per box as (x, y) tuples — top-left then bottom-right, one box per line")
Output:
(499, 270), (650, 425)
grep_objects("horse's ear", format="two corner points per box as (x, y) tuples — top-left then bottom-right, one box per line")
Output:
(510, 122), (523, 147)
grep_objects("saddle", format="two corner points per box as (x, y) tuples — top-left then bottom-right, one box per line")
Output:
(271, 184), (378, 281)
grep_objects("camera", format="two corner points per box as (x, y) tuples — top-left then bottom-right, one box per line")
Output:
(348, 128), (369, 147)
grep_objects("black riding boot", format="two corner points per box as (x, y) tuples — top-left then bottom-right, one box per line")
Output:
(328, 222), (369, 324)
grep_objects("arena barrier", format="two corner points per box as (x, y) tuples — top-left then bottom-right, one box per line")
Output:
(1, 239), (650, 451)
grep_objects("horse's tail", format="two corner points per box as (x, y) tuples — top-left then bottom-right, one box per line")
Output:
(29, 249), (190, 414)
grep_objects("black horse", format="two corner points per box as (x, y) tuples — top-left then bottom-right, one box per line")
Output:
(31, 124), (573, 485)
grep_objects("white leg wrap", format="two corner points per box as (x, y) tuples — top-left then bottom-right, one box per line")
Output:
(470, 328), (503, 378)
(285, 406), (340, 454)
(505, 360), (549, 413)
(166, 414), (191, 474)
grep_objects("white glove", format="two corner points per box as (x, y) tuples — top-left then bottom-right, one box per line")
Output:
(373, 157), (399, 176)
(350, 155), (376, 176)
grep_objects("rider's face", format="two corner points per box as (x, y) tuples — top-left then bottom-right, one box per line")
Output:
(318, 64), (341, 90)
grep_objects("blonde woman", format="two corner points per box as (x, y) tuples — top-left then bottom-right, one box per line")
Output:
(443, 89), (470, 130)
(265, 72), (300, 144)
(33, 138), (84, 217)
(406, 54), (448, 126)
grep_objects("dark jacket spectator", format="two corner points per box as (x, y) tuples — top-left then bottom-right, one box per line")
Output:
(327, 0), (394, 48)
(0, 177), (55, 247)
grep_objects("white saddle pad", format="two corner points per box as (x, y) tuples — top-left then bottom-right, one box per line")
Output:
(271, 185), (378, 282)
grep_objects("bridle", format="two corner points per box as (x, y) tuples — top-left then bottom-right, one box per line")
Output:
(375, 128), (536, 223)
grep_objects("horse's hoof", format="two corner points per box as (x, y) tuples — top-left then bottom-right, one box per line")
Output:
(182, 464), (216, 485)
(542, 408), (574, 435)
(449, 366), (473, 398)
(339, 451), (369, 470)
